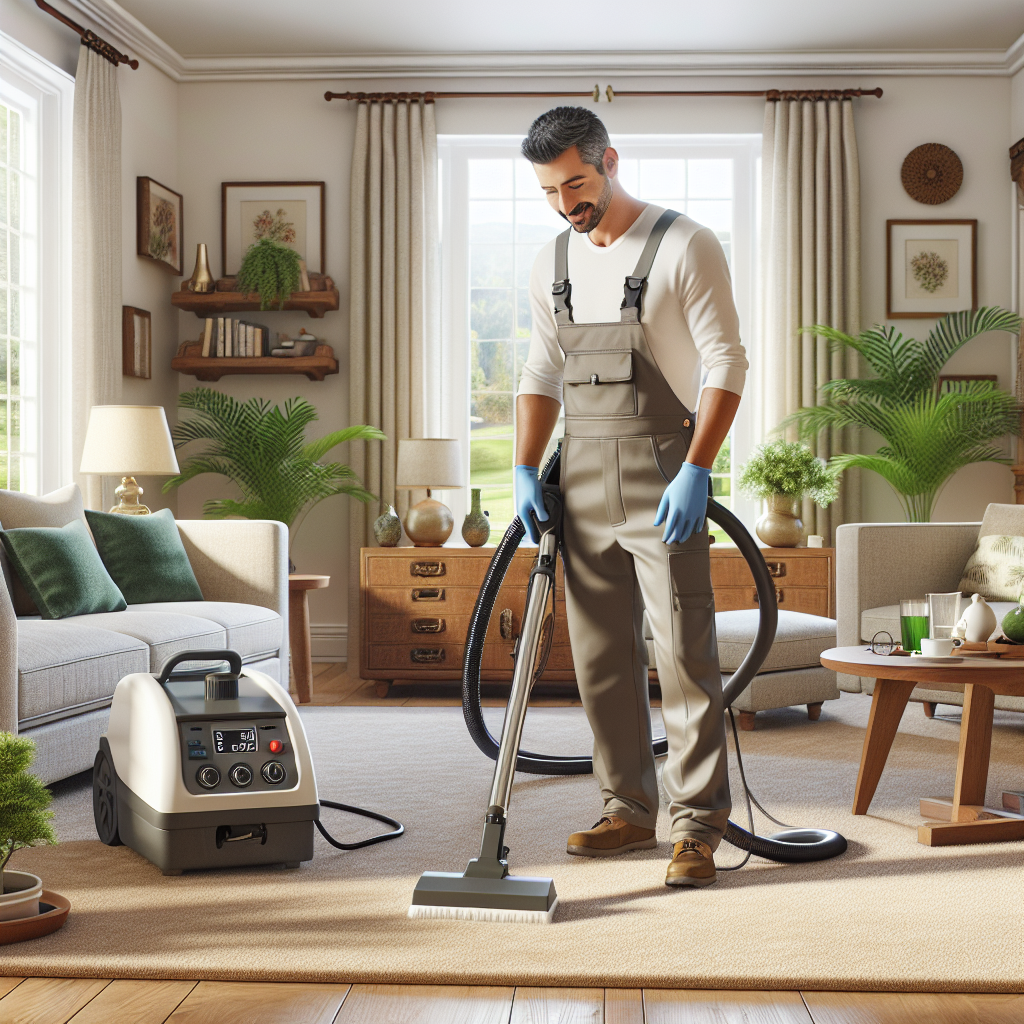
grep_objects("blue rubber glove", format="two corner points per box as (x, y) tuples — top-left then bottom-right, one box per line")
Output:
(514, 464), (548, 543)
(654, 462), (711, 546)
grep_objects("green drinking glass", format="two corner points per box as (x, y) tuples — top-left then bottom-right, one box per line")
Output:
(900, 599), (929, 653)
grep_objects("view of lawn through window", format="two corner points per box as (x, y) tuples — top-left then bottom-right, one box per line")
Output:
(468, 155), (735, 538)
(0, 101), (24, 490)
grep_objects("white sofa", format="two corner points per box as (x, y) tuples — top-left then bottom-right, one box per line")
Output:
(835, 503), (1022, 714)
(0, 488), (290, 785)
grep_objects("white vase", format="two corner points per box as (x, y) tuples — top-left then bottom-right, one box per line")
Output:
(0, 869), (42, 922)
(958, 593), (998, 643)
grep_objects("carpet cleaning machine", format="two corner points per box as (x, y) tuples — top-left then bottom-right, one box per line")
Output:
(93, 650), (403, 874)
(410, 446), (847, 923)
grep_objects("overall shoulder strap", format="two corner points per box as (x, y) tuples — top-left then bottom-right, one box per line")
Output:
(551, 228), (573, 325)
(621, 209), (681, 321)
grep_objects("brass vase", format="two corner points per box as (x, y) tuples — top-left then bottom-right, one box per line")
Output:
(755, 493), (804, 548)
(461, 488), (491, 547)
(187, 243), (215, 293)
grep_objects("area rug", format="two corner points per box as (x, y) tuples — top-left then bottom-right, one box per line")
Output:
(4, 696), (1022, 992)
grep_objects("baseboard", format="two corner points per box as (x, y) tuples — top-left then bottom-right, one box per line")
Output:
(310, 623), (347, 663)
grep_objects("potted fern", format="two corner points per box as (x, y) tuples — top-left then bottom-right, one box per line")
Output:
(237, 238), (302, 310)
(163, 389), (385, 560)
(785, 308), (1023, 522)
(739, 440), (838, 547)
(1, 733), (57, 923)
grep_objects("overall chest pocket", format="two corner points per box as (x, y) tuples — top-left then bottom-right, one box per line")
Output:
(562, 350), (637, 419)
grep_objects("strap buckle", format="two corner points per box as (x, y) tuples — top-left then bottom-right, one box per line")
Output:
(552, 279), (573, 321)
(621, 275), (644, 314)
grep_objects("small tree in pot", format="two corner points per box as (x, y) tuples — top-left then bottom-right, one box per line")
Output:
(0, 733), (56, 917)
(739, 440), (838, 547)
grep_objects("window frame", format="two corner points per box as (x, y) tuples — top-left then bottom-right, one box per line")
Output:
(437, 133), (761, 536)
(0, 31), (74, 495)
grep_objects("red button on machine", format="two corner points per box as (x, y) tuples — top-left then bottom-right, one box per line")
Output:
(268, 739), (283, 754)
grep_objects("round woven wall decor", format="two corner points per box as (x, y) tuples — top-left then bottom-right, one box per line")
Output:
(901, 143), (963, 204)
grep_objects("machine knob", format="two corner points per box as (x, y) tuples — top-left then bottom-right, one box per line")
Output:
(261, 761), (287, 785)
(196, 765), (221, 789)
(229, 763), (253, 788)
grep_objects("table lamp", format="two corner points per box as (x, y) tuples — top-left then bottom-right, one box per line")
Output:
(79, 405), (180, 515)
(395, 439), (464, 546)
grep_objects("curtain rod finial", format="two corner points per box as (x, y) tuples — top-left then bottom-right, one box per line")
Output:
(606, 85), (614, 103)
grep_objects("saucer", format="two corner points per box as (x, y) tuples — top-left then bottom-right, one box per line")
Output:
(909, 653), (963, 664)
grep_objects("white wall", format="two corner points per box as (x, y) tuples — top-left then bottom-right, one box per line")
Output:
(5, 0), (181, 513)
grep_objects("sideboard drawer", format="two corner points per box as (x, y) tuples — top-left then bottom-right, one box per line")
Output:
(365, 585), (526, 617)
(365, 550), (564, 588)
(711, 555), (830, 589)
(714, 586), (830, 617)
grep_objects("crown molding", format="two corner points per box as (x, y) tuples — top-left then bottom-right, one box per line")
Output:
(62, 0), (1024, 84)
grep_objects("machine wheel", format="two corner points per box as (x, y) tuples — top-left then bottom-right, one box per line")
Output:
(93, 748), (123, 846)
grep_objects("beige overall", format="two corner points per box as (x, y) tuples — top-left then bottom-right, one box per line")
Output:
(553, 210), (731, 848)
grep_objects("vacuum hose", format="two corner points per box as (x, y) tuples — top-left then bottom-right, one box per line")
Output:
(461, 447), (846, 864)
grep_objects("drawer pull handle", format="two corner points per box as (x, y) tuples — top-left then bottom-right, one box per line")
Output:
(412, 618), (445, 634)
(499, 608), (513, 641)
(411, 648), (445, 664)
(411, 561), (446, 577)
(765, 561), (786, 578)
(411, 588), (445, 601)
(753, 588), (784, 604)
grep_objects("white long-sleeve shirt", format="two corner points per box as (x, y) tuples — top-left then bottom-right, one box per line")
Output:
(518, 204), (747, 413)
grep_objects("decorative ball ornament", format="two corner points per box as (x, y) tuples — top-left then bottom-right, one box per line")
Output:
(901, 143), (963, 205)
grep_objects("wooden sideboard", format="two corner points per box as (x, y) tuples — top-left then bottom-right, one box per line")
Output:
(360, 544), (835, 696)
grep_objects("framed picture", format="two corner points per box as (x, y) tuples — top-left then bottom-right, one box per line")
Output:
(222, 181), (325, 278)
(122, 306), (151, 379)
(886, 219), (977, 319)
(136, 177), (183, 274)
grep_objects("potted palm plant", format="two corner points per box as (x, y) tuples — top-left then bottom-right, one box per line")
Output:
(738, 440), (838, 547)
(163, 389), (385, 560)
(785, 308), (1023, 522)
(1, 733), (56, 923)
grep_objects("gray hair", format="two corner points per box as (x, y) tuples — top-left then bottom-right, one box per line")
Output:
(521, 107), (610, 171)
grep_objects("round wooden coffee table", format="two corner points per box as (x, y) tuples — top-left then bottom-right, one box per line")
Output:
(820, 646), (1023, 847)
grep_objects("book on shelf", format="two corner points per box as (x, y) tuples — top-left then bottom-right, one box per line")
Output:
(201, 318), (214, 357)
(216, 317), (225, 358)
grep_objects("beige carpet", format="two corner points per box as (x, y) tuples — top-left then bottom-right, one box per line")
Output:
(5, 696), (1023, 992)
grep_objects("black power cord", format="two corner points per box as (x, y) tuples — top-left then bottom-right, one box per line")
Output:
(316, 799), (404, 850)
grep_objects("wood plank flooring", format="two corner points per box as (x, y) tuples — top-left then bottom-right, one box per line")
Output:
(0, 980), (1019, 1024)
(6, 667), (1010, 1021)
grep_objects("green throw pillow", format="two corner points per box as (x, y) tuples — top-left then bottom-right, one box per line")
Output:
(0, 519), (127, 619)
(85, 508), (203, 605)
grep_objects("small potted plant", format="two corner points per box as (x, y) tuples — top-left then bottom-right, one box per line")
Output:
(739, 439), (838, 547)
(236, 237), (302, 310)
(0, 733), (57, 923)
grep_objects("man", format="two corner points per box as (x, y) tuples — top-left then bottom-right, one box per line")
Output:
(515, 107), (747, 887)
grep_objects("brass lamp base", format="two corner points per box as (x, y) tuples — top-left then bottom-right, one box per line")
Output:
(109, 476), (151, 515)
(404, 498), (453, 547)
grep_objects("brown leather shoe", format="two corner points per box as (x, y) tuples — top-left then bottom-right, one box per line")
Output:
(665, 838), (717, 887)
(567, 815), (658, 857)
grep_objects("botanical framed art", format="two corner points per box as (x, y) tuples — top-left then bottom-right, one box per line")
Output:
(122, 306), (151, 379)
(221, 181), (325, 278)
(136, 177), (183, 274)
(886, 219), (977, 319)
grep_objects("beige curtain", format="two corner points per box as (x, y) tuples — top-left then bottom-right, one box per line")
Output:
(760, 95), (861, 542)
(71, 44), (122, 510)
(347, 98), (439, 670)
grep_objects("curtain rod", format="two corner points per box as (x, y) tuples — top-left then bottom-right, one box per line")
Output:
(325, 86), (882, 103)
(35, 0), (139, 69)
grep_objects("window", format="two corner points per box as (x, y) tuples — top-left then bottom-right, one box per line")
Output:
(437, 135), (760, 539)
(0, 33), (73, 495)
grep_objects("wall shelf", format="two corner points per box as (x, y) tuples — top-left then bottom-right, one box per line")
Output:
(171, 341), (339, 382)
(171, 284), (339, 319)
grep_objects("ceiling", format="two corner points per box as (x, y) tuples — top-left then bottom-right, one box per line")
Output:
(112, 0), (1023, 58)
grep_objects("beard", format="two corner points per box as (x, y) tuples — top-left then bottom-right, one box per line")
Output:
(560, 175), (613, 233)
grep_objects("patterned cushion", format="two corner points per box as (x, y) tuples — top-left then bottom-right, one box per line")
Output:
(957, 535), (1024, 602)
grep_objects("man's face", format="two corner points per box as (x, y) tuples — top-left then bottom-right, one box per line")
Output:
(534, 145), (615, 233)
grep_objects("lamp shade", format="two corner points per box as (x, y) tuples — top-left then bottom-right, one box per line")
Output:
(395, 438), (464, 489)
(79, 405), (179, 475)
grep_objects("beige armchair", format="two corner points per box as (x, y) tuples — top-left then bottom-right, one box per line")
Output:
(835, 503), (1023, 714)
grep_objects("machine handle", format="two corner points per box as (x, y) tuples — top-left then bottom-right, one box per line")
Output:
(156, 649), (242, 684)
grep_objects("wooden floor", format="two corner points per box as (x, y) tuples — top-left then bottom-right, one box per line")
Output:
(7, 666), (1011, 1022)
(0, 978), (1019, 1024)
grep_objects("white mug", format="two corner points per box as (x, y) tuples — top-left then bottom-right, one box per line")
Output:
(920, 637), (955, 657)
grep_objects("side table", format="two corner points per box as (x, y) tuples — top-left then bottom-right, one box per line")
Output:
(289, 574), (329, 704)
(820, 646), (1023, 846)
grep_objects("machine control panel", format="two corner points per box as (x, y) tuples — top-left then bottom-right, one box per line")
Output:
(179, 718), (298, 795)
